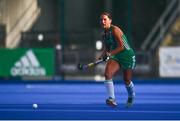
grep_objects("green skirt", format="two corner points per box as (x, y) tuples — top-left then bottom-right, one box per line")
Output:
(110, 49), (136, 70)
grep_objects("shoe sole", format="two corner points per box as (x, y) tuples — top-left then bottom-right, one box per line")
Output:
(106, 101), (117, 107)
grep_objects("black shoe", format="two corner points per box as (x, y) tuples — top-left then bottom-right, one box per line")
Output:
(106, 97), (117, 107)
(126, 97), (134, 108)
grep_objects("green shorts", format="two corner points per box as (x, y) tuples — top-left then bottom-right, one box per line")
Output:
(110, 50), (136, 70)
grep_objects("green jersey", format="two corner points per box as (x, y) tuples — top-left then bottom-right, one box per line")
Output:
(102, 26), (136, 70)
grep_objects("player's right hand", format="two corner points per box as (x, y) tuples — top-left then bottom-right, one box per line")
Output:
(102, 52), (111, 61)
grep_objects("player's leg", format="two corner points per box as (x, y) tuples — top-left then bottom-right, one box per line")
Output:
(123, 69), (135, 107)
(104, 59), (120, 107)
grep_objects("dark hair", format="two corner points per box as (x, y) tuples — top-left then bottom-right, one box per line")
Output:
(100, 12), (112, 20)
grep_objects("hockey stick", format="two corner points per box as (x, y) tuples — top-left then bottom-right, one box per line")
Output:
(77, 58), (105, 70)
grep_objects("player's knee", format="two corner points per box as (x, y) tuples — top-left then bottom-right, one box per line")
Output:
(104, 72), (113, 80)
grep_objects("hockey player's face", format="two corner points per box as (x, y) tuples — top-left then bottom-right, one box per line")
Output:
(100, 15), (112, 29)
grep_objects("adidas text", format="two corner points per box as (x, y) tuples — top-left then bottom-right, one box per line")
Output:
(11, 67), (46, 76)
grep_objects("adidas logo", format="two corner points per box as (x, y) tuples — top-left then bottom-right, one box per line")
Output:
(11, 50), (46, 76)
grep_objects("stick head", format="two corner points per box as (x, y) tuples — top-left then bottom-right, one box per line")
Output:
(77, 63), (84, 70)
